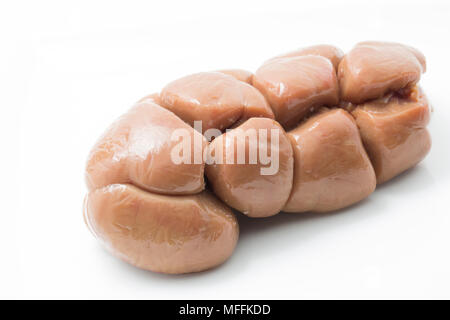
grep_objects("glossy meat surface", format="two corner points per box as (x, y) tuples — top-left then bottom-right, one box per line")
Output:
(284, 109), (376, 212)
(232, 83), (275, 127)
(352, 87), (431, 184)
(270, 44), (344, 70)
(84, 184), (239, 274)
(253, 55), (339, 129)
(216, 69), (253, 84)
(86, 100), (207, 195)
(160, 72), (273, 133)
(83, 41), (433, 275)
(338, 41), (426, 103)
(206, 118), (293, 217)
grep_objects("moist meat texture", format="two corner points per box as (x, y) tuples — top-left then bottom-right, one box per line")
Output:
(268, 44), (344, 71)
(216, 69), (254, 84)
(206, 118), (294, 218)
(160, 72), (273, 133)
(253, 55), (339, 129)
(84, 185), (239, 274)
(85, 101), (207, 195)
(352, 87), (431, 184)
(283, 109), (377, 212)
(84, 41), (432, 274)
(338, 41), (426, 103)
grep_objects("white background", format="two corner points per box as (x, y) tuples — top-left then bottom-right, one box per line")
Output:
(1, 0), (450, 299)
